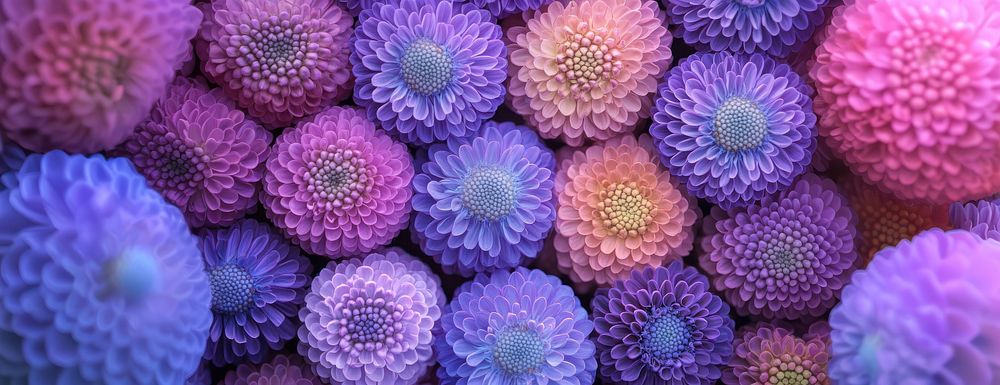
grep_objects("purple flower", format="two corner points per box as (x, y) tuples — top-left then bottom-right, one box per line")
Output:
(723, 323), (831, 385)
(950, 197), (1000, 241)
(464, 0), (553, 18)
(223, 354), (323, 385)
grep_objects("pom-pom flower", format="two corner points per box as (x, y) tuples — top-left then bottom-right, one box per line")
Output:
(554, 135), (698, 287)
(113, 77), (271, 228)
(352, 0), (507, 145)
(0, 0), (201, 153)
(723, 323), (831, 385)
(0, 152), (211, 384)
(811, 0), (1000, 203)
(298, 249), (443, 385)
(198, 0), (353, 128)
(829, 230), (1000, 384)
(466, 0), (553, 18)
(507, 0), (672, 146)
(651, 51), (817, 209)
(222, 354), (322, 385)
(950, 198), (1000, 241)
(412, 122), (556, 276)
(261, 106), (413, 258)
(700, 174), (858, 321)
(592, 262), (735, 385)
(436, 268), (596, 385)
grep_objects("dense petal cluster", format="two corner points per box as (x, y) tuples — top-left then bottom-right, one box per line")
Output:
(508, 0), (672, 146)
(223, 354), (323, 385)
(950, 198), (1000, 241)
(0, 152), (211, 385)
(723, 323), (831, 385)
(0, 0), (201, 153)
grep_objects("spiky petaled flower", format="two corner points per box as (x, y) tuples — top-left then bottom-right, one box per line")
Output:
(412, 122), (556, 276)
(436, 268), (596, 385)
(811, 0), (1000, 203)
(553, 135), (698, 288)
(466, 0), (554, 18)
(0, 0), (201, 153)
(197, 0), (353, 128)
(723, 323), (831, 385)
(0, 152), (211, 384)
(592, 262), (735, 385)
(223, 354), (322, 385)
(352, 0), (506, 145)
(507, 0), (672, 146)
(700, 174), (858, 321)
(651, 52), (817, 209)
(298, 249), (443, 385)
(950, 198), (1000, 241)
(830, 230), (1000, 384)
(261, 106), (413, 259)
(113, 77), (271, 228)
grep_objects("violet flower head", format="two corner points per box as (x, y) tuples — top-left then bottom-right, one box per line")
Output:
(723, 323), (831, 385)
(950, 197), (1000, 241)
(222, 354), (323, 385)
(465, 0), (554, 18)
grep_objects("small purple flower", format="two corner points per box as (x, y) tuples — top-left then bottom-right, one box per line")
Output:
(723, 323), (831, 385)
(950, 197), (1000, 241)
(222, 354), (323, 385)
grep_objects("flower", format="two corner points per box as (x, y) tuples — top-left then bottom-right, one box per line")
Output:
(723, 323), (831, 385)
(650, 51), (817, 209)
(200, 219), (312, 366)
(222, 354), (323, 385)
(352, 0), (506, 145)
(411, 121), (556, 276)
(700, 174), (858, 321)
(261, 106), (413, 258)
(950, 197), (1000, 241)
(810, 0), (1000, 203)
(197, 0), (353, 128)
(0, 0), (201, 153)
(436, 268), (596, 385)
(507, 0), (672, 146)
(113, 77), (271, 228)
(466, 0), (554, 18)
(0, 152), (211, 384)
(829, 229), (1000, 384)
(592, 262), (735, 385)
(553, 135), (698, 287)
(298, 248), (443, 385)
(186, 362), (213, 385)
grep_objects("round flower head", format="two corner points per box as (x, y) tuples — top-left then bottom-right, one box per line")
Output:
(507, 0), (672, 146)
(261, 106), (413, 258)
(223, 354), (322, 385)
(0, 152), (211, 384)
(113, 77), (271, 228)
(186, 362), (213, 385)
(412, 121), (556, 276)
(298, 249), (444, 385)
(651, 51), (817, 209)
(829, 230), (1000, 384)
(436, 268), (596, 385)
(554, 135), (698, 287)
(950, 198), (1000, 241)
(198, 0), (353, 128)
(352, 0), (507, 145)
(700, 174), (858, 321)
(723, 323), (831, 385)
(811, 0), (1000, 203)
(466, 0), (554, 18)
(0, 0), (201, 153)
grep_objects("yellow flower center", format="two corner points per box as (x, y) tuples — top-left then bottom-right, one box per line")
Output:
(598, 182), (654, 237)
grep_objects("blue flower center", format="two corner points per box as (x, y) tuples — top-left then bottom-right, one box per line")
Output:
(713, 97), (768, 152)
(858, 334), (882, 379)
(401, 38), (454, 95)
(640, 308), (693, 365)
(109, 249), (159, 300)
(462, 167), (517, 221)
(304, 146), (372, 211)
(493, 327), (545, 374)
(347, 300), (394, 345)
(209, 264), (255, 315)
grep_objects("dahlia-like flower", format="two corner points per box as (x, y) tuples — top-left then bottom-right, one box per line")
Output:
(298, 249), (443, 385)
(437, 268), (596, 385)
(700, 174), (858, 321)
(352, 0), (506, 145)
(507, 0), (672, 146)
(0, 152), (211, 384)
(723, 323), (831, 385)
(0, 0), (201, 153)
(412, 121), (556, 276)
(223, 354), (323, 385)
(113, 77), (271, 228)
(554, 135), (698, 287)
(830, 230), (1000, 384)
(198, 0), (353, 128)
(651, 52), (817, 209)
(811, 0), (1000, 203)
(261, 106), (413, 258)
(466, 0), (554, 17)
(950, 197), (1000, 241)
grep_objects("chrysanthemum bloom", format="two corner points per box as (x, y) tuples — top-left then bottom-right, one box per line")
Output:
(412, 122), (556, 276)
(554, 135), (698, 287)
(723, 323), (830, 385)
(261, 106), (413, 258)
(186, 362), (213, 385)
(0, 152), (211, 384)
(811, 0), (1000, 203)
(223, 354), (323, 385)
(466, 0), (553, 18)
(592, 262), (735, 385)
(700, 174), (858, 321)
(950, 198), (1000, 241)
(0, 0), (201, 153)
(113, 77), (271, 228)
(507, 0), (672, 146)
(651, 52), (817, 209)
(198, 0), (353, 128)
(436, 268), (596, 385)
(829, 230), (1000, 384)
(298, 249), (443, 385)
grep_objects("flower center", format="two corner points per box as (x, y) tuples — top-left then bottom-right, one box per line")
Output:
(713, 97), (768, 152)
(243, 18), (309, 76)
(768, 367), (813, 385)
(493, 327), (545, 374)
(462, 167), (517, 220)
(858, 334), (882, 379)
(756, 231), (816, 285)
(640, 308), (693, 366)
(400, 38), (454, 95)
(736, 0), (766, 7)
(143, 132), (207, 193)
(341, 294), (402, 350)
(209, 264), (256, 315)
(304, 146), (372, 212)
(108, 249), (159, 300)
(598, 182), (655, 237)
(555, 23), (622, 94)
